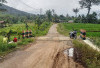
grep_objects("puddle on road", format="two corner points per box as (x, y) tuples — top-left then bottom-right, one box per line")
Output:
(64, 48), (74, 57)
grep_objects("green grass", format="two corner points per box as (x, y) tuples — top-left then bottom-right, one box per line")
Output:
(0, 43), (17, 56)
(17, 38), (35, 45)
(58, 23), (100, 37)
(73, 40), (100, 68)
(57, 23), (70, 36)
(0, 22), (52, 56)
(0, 22), (52, 43)
(0, 38), (35, 56)
(57, 23), (100, 46)
(61, 23), (100, 32)
(0, 22), (52, 36)
(57, 23), (100, 68)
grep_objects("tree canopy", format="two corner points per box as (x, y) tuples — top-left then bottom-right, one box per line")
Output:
(79, 0), (100, 15)
(73, 8), (79, 17)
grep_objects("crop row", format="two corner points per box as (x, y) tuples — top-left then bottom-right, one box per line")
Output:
(62, 23), (100, 32)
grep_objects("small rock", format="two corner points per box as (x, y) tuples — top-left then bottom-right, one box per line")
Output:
(1, 56), (4, 58)
(0, 57), (2, 60)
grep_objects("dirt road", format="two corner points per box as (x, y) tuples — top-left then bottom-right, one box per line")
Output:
(0, 24), (84, 68)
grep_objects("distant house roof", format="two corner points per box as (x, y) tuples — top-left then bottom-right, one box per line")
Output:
(0, 21), (5, 24)
(68, 20), (74, 23)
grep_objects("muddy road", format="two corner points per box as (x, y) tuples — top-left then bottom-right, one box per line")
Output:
(0, 24), (84, 68)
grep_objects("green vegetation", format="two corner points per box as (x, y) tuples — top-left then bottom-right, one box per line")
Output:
(0, 22), (52, 56)
(0, 38), (34, 56)
(58, 23), (100, 68)
(58, 23), (100, 36)
(58, 23), (100, 46)
(73, 40), (100, 68)
(0, 22), (51, 36)
(0, 3), (53, 56)
(57, 23), (70, 36)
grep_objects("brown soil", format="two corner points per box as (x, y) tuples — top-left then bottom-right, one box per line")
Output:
(0, 24), (84, 68)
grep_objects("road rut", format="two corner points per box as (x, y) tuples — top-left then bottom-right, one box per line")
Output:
(0, 24), (84, 68)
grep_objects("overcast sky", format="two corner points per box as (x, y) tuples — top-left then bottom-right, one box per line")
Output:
(5, 0), (100, 16)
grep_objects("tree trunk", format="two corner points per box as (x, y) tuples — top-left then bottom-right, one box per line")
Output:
(76, 13), (77, 17)
(87, 1), (92, 23)
(87, 7), (91, 16)
(87, 1), (92, 16)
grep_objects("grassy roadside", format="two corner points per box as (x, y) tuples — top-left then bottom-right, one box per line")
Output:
(57, 23), (100, 68)
(0, 37), (35, 57)
(0, 22), (52, 56)
(57, 23), (69, 36)
(90, 37), (100, 47)
(73, 40), (100, 68)
(57, 23), (100, 47)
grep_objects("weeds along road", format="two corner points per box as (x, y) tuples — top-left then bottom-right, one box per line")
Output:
(0, 24), (84, 68)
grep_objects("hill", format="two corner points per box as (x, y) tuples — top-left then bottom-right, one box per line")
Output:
(0, 4), (32, 16)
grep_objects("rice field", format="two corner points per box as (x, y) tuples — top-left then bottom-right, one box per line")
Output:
(59, 23), (100, 37)
(58, 23), (100, 46)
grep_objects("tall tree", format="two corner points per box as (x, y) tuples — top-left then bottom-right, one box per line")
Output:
(52, 9), (55, 22)
(46, 10), (52, 22)
(87, 12), (98, 23)
(79, 0), (100, 16)
(52, 9), (55, 15)
(73, 8), (79, 17)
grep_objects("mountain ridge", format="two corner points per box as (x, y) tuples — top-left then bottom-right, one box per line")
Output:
(0, 4), (32, 16)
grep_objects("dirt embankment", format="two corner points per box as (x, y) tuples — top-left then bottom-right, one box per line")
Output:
(0, 24), (84, 68)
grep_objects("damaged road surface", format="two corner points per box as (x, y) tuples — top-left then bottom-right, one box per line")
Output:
(0, 24), (84, 68)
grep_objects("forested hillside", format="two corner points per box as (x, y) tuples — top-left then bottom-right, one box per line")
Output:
(0, 4), (36, 24)
(0, 4), (31, 16)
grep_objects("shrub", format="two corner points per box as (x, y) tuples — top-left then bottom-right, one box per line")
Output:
(90, 37), (100, 46)
(0, 22), (51, 56)
(17, 41), (24, 45)
(27, 38), (34, 42)
(7, 43), (17, 49)
(73, 40), (100, 68)
(17, 38), (34, 45)
(0, 44), (8, 52)
(0, 43), (17, 52)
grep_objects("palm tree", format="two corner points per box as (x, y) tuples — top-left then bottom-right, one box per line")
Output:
(73, 8), (79, 17)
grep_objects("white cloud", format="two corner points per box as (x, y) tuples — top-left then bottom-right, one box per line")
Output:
(5, 0), (100, 16)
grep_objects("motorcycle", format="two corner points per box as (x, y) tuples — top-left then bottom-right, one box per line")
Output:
(69, 31), (77, 39)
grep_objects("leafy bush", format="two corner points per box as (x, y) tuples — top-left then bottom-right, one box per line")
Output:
(90, 37), (100, 47)
(73, 40), (100, 68)
(0, 22), (51, 56)
(7, 43), (17, 49)
(0, 43), (16, 52)
(17, 38), (34, 45)
(17, 42), (24, 45)
(0, 44), (8, 52)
